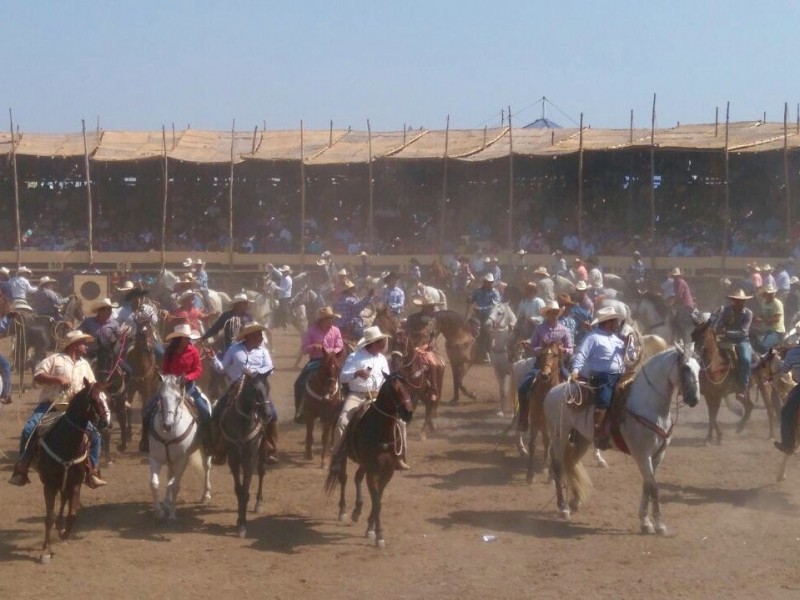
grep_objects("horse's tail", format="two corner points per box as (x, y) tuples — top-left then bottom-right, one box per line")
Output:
(563, 439), (592, 507)
(324, 446), (347, 495)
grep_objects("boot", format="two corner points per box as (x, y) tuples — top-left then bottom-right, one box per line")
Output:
(293, 376), (305, 423)
(211, 422), (227, 466)
(8, 458), (32, 486)
(265, 420), (279, 464)
(85, 465), (107, 489)
(593, 408), (610, 450)
(139, 420), (150, 453)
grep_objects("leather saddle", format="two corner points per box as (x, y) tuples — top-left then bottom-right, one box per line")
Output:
(344, 402), (374, 460)
(568, 371), (636, 413)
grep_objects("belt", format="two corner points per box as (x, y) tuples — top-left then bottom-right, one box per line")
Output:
(348, 390), (377, 399)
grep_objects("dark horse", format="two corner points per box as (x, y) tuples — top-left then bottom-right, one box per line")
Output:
(127, 317), (159, 445)
(96, 333), (130, 455)
(303, 350), (344, 467)
(325, 373), (413, 548)
(432, 309), (477, 403)
(7, 311), (56, 392)
(38, 380), (111, 562)
(394, 328), (445, 439)
(218, 374), (271, 537)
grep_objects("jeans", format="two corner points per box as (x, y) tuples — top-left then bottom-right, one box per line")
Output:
(21, 401), (101, 467)
(734, 340), (752, 392)
(0, 354), (11, 397)
(590, 372), (622, 409)
(757, 331), (784, 353)
(781, 384), (800, 449)
(294, 358), (322, 415)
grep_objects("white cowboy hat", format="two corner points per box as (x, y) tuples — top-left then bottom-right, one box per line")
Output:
(39, 275), (57, 285)
(337, 268), (348, 276)
(727, 288), (753, 300)
(17, 266), (31, 274)
(232, 292), (252, 304)
(517, 249), (526, 255)
(483, 273), (495, 283)
(533, 267), (550, 277)
(179, 290), (197, 302)
(356, 326), (391, 348)
(61, 330), (94, 349)
(670, 267), (682, 276)
(315, 259), (327, 266)
(90, 298), (118, 313)
(359, 251), (369, 257)
(279, 265), (292, 274)
(575, 280), (589, 291)
(591, 306), (625, 326)
(165, 323), (201, 342)
(762, 284), (778, 294)
(492, 256), (499, 262)
(10, 298), (33, 311)
(116, 280), (135, 291)
(540, 300), (561, 315)
(0, 267), (9, 275)
(182, 258), (194, 268)
(791, 276), (800, 285)
(483, 257), (492, 263)
(762, 263), (773, 272)
(194, 258), (206, 266)
(412, 296), (444, 307)
(320, 250), (332, 257)
(236, 322), (268, 341)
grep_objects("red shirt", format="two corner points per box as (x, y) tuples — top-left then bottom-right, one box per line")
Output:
(161, 344), (203, 382)
(171, 307), (203, 332)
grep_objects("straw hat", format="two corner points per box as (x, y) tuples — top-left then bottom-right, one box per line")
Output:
(356, 326), (391, 348)
(591, 306), (625, 326)
(17, 266), (32, 275)
(575, 280), (589, 291)
(232, 292), (252, 304)
(573, 257), (582, 263)
(236, 322), (268, 341)
(39, 275), (57, 286)
(670, 267), (682, 277)
(727, 289), (753, 301)
(179, 290), (197, 302)
(791, 276), (800, 286)
(483, 273), (495, 283)
(90, 298), (117, 314)
(557, 293), (575, 306)
(337, 268), (348, 276)
(61, 330), (94, 349)
(314, 259), (327, 266)
(165, 323), (201, 342)
(412, 296), (444, 307)
(762, 263), (773, 272)
(194, 258), (206, 266)
(633, 250), (641, 257)
(540, 300), (562, 315)
(342, 279), (356, 290)
(316, 306), (340, 322)
(533, 267), (550, 277)
(10, 299), (33, 312)
(762, 284), (778, 294)
(483, 257), (492, 263)
(279, 265), (292, 274)
(517, 249), (527, 255)
(116, 280), (135, 292)
(0, 267), (9, 276)
(182, 258), (194, 268)
(321, 250), (332, 258)
(359, 251), (369, 257)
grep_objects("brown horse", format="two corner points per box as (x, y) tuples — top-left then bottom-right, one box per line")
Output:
(38, 381), (111, 562)
(96, 332), (130, 459)
(126, 317), (160, 449)
(433, 309), (477, 403)
(394, 328), (445, 439)
(524, 342), (563, 483)
(303, 350), (344, 467)
(325, 373), (413, 548)
(372, 302), (401, 350)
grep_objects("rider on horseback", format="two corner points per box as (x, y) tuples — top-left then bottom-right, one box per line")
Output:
(201, 293), (254, 350)
(752, 285), (785, 352)
(8, 266), (37, 300)
(294, 307), (344, 423)
(381, 273), (405, 316)
(715, 289), (754, 402)
(30, 276), (65, 318)
(79, 298), (132, 376)
(774, 342), (800, 455)
(333, 279), (374, 343)
(266, 263), (293, 329)
(9, 330), (107, 488)
(117, 286), (163, 362)
(570, 306), (627, 450)
(467, 274), (501, 362)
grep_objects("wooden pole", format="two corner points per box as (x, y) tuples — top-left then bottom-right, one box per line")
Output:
(796, 103), (799, 134)
(715, 106), (719, 137)
(367, 118), (375, 250)
(629, 109), (634, 143)
(329, 120), (333, 147)
(228, 120), (235, 280)
(508, 105), (514, 251)
(81, 119), (94, 265)
(784, 102), (792, 248)
(171, 122), (176, 148)
(439, 115), (450, 257)
(649, 94), (657, 270)
(251, 125), (258, 153)
(8, 109), (22, 266)
(403, 123), (406, 145)
(721, 102), (731, 271)
(578, 113), (585, 257)
(300, 120), (306, 267)
(161, 126), (168, 269)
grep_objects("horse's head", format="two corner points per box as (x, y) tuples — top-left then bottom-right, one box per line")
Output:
(378, 372), (414, 423)
(674, 341), (701, 407)
(157, 374), (185, 432)
(72, 378), (111, 431)
(319, 350), (342, 397)
(485, 302), (507, 330)
(535, 342), (562, 381)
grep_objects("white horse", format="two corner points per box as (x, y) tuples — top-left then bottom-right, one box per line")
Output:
(147, 375), (212, 519)
(631, 293), (674, 343)
(544, 343), (701, 534)
(486, 302), (517, 416)
(412, 283), (448, 310)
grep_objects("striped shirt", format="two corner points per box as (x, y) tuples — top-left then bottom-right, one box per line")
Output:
(530, 321), (573, 355)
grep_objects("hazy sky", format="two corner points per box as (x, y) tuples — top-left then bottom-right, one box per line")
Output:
(4, 0), (798, 133)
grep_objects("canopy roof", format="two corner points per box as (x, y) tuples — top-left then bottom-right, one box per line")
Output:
(4, 121), (798, 163)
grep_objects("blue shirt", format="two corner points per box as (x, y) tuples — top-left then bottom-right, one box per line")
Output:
(572, 328), (625, 376)
(212, 341), (274, 383)
(195, 268), (209, 291)
(470, 287), (501, 314)
(382, 286), (405, 315)
(270, 267), (293, 299)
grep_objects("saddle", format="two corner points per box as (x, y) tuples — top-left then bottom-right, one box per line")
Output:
(343, 402), (374, 461)
(568, 372), (637, 454)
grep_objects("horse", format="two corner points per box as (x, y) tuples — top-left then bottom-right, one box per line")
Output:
(324, 373), (414, 548)
(37, 380), (111, 563)
(631, 292), (674, 343)
(8, 311), (56, 392)
(218, 375), (271, 537)
(393, 329), (445, 440)
(433, 309), (477, 403)
(754, 346), (794, 441)
(429, 259), (452, 291)
(126, 317), (160, 446)
(411, 283), (448, 310)
(544, 344), (701, 534)
(147, 375), (212, 519)
(486, 302), (517, 416)
(96, 332), (131, 456)
(523, 341), (564, 483)
(303, 350), (344, 467)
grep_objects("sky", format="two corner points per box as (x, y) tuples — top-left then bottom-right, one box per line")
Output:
(3, 0), (800, 134)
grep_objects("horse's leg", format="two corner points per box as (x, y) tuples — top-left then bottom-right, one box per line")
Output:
(337, 458), (348, 522)
(166, 456), (190, 520)
(228, 453), (246, 536)
(320, 420), (332, 469)
(449, 360), (461, 403)
(705, 393), (722, 445)
(201, 453), (212, 504)
(42, 484), (58, 560)
(55, 482), (69, 538)
(460, 361), (476, 400)
(526, 417), (539, 484)
(61, 482), (82, 539)
(254, 437), (267, 514)
(736, 389), (755, 434)
(550, 435), (570, 519)
(777, 452), (791, 482)
(770, 387), (784, 442)
(239, 449), (254, 535)
(632, 447), (662, 535)
(366, 467), (394, 548)
(649, 449), (668, 535)
(101, 428), (112, 464)
(304, 409), (314, 461)
(352, 465), (365, 522)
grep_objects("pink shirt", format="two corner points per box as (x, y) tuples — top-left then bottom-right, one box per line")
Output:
(574, 265), (588, 282)
(673, 277), (694, 308)
(302, 323), (344, 359)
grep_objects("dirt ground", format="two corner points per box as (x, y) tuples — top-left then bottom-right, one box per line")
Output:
(1, 327), (800, 600)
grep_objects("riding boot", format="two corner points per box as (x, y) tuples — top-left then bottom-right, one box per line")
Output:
(85, 465), (107, 489)
(8, 456), (32, 486)
(593, 408), (611, 450)
(264, 420), (279, 464)
(211, 422), (227, 466)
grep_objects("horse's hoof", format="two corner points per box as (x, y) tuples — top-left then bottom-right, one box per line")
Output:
(366, 529), (376, 540)
(58, 529), (68, 540)
(238, 527), (247, 539)
(559, 509), (571, 520)
(304, 452), (313, 461)
(376, 538), (386, 549)
(254, 501), (264, 514)
(655, 524), (668, 536)
(40, 553), (51, 565)
(568, 499), (581, 513)
(338, 512), (348, 523)
(201, 494), (212, 505)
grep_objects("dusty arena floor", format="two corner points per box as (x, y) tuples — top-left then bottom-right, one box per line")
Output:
(1, 329), (800, 599)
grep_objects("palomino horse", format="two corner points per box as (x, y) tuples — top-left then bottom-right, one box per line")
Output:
(393, 329), (445, 440)
(486, 302), (517, 416)
(219, 375), (271, 537)
(325, 373), (414, 548)
(303, 351), (344, 467)
(147, 375), (212, 519)
(38, 380), (111, 563)
(433, 310), (477, 403)
(524, 341), (563, 483)
(127, 317), (160, 446)
(544, 344), (701, 534)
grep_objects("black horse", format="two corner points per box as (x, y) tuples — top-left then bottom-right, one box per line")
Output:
(95, 336), (130, 455)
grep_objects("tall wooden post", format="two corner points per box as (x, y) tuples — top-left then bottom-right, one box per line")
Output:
(228, 120), (235, 280)
(721, 102), (731, 271)
(508, 106), (514, 251)
(629, 109), (633, 143)
(367, 119), (375, 250)
(161, 125), (168, 269)
(81, 119), (94, 265)
(300, 120), (306, 266)
(715, 106), (719, 137)
(439, 115), (450, 256)
(649, 94), (657, 269)
(8, 110), (22, 266)
(784, 102), (792, 247)
(578, 113), (585, 257)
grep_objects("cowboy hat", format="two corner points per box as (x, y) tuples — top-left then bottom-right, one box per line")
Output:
(0, 267), (8, 275)
(182, 258), (194, 268)
(670, 267), (682, 277)
(359, 251), (369, 257)
(279, 265), (292, 274)
(314, 259), (327, 266)
(532, 267), (550, 277)
(342, 279), (356, 290)
(90, 298), (117, 313)
(483, 273), (495, 283)
(575, 280), (589, 291)
(633, 250), (641, 257)
(337, 268), (348, 276)
(412, 296), (444, 307)
(551, 249), (563, 256)
(179, 290), (197, 302)
(321, 250), (332, 257)
(39, 275), (57, 285)
(17, 266), (31, 274)
(791, 276), (800, 286)
(165, 323), (201, 342)
(236, 322), (268, 341)
(116, 280), (135, 292)
(727, 289), (753, 300)
(591, 306), (625, 326)
(492, 257), (499, 262)
(61, 330), (94, 349)
(762, 284), (778, 294)
(517, 249), (527, 255)
(316, 306), (340, 321)
(540, 300), (561, 315)
(194, 258), (206, 266)
(483, 257), (492, 263)
(10, 299), (33, 312)
(762, 263), (773, 272)
(748, 263), (761, 272)
(573, 257), (582, 263)
(557, 293), (575, 306)
(232, 292), (252, 304)
(356, 326), (391, 348)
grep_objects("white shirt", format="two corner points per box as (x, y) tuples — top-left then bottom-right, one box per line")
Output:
(34, 354), (96, 405)
(589, 267), (604, 290)
(212, 342), (274, 383)
(9, 276), (37, 300)
(517, 297), (545, 322)
(340, 347), (389, 393)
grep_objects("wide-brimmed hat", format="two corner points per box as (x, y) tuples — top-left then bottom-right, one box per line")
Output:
(10, 298), (33, 311)
(573, 257), (582, 263)
(116, 280), (135, 292)
(791, 276), (800, 286)
(232, 292), (252, 304)
(337, 268), (348, 276)
(517, 249), (527, 255)
(412, 296), (444, 307)
(39, 275), (57, 285)
(61, 330), (94, 349)
(165, 323), (201, 342)
(0, 267), (9, 275)
(727, 289), (753, 300)
(359, 251), (369, 257)
(179, 290), (197, 302)
(236, 322), (268, 341)
(557, 293), (575, 306)
(182, 258), (194, 268)
(279, 265), (292, 274)
(316, 306), (340, 322)
(633, 250), (641, 257)
(540, 300), (562, 315)
(591, 306), (625, 326)
(533, 267), (550, 277)
(575, 280), (589, 291)
(670, 267), (682, 277)
(492, 256), (499, 262)
(342, 279), (356, 290)
(314, 259), (327, 266)
(17, 266), (31, 274)
(483, 257), (492, 263)
(356, 326), (391, 348)
(762, 284), (778, 294)
(483, 273), (495, 283)
(762, 263), (773, 272)
(194, 258), (206, 266)
(90, 298), (117, 314)
(321, 250), (332, 258)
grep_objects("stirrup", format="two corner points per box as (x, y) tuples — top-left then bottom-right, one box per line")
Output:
(395, 458), (411, 470)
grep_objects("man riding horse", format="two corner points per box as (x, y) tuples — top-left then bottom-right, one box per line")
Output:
(333, 279), (374, 344)
(716, 288), (754, 403)
(294, 307), (344, 423)
(467, 273), (500, 362)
